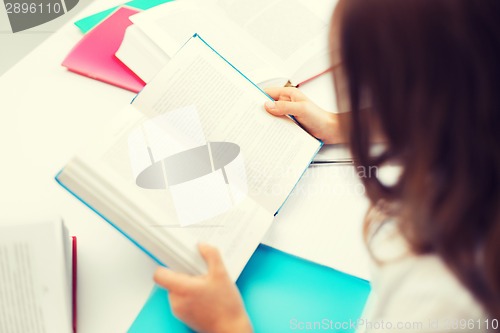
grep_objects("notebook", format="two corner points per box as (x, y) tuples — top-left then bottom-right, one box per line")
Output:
(62, 7), (146, 93)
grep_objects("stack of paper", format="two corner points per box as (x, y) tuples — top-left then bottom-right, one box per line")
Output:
(0, 218), (77, 333)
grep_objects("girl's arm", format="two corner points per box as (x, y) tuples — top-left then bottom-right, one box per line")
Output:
(154, 244), (253, 333)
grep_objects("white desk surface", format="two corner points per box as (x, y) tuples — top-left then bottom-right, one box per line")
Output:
(0, 1), (369, 332)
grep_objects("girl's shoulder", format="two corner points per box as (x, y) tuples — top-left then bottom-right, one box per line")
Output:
(362, 222), (487, 332)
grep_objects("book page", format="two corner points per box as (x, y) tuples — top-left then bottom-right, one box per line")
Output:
(116, 25), (171, 84)
(133, 35), (321, 213)
(61, 156), (272, 280)
(0, 219), (73, 333)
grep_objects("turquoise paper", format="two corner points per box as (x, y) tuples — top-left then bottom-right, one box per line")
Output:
(75, 0), (172, 33)
(129, 245), (371, 333)
(127, 0), (171, 10)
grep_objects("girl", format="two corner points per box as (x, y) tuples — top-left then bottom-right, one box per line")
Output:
(153, 0), (500, 331)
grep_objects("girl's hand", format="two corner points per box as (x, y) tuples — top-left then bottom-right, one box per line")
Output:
(154, 244), (253, 333)
(264, 87), (349, 144)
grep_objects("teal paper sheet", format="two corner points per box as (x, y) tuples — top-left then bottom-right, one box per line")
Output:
(128, 245), (371, 333)
(127, 0), (171, 10)
(75, 0), (172, 33)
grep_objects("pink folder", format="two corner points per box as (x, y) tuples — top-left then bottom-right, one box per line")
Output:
(62, 7), (146, 93)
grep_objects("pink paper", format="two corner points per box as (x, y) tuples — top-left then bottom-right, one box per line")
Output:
(62, 7), (146, 93)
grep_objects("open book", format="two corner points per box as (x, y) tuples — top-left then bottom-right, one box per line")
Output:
(57, 35), (321, 281)
(0, 218), (77, 333)
(116, 0), (337, 87)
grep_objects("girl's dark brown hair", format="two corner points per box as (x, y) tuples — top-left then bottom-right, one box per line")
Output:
(336, 0), (500, 318)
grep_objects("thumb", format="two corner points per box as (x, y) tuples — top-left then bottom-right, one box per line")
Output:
(198, 243), (227, 277)
(264, 100), (306, 117)
(154, 267), (192, 293)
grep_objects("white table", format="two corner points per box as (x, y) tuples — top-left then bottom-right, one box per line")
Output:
(0, 1), (369, 332)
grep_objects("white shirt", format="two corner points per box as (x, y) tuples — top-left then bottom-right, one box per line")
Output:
(359, 222), (488, 332)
